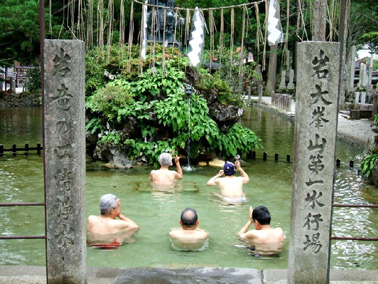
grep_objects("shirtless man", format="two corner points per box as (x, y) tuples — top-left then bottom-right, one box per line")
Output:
(206, 160), (249, 202)
(87, 194), (139, 247)
(237, 205), (284, 256)
(169, 208), (209, 251)
(150, 152), (183, 190)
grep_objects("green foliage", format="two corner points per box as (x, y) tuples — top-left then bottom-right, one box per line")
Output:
(85, 44), (262, 164)
(130, 62), (185, 102)
(359, 32), (378, 54)
(195, 68), (244, 108)
(86, 80), (133, 120)
(361, 153), (378, 177)
(214, 124), (262, 157)
(24, 66), (41, 93)
(374, 114), (378, 125)
(125, 139), (176, 166)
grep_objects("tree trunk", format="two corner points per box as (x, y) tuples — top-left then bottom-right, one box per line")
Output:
(338, 0), (350, 110)
(312, 0), (327, 41)
(265, 44), (278, 96)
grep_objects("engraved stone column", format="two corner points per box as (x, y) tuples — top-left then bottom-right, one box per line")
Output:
(279, 70), (287, 90)
(368, 56), (373, 90)
(346, 45), (356, 92)
(287, 69), (295, 90)
(288, 42), (340, 284)
(44, 39), (86, 284)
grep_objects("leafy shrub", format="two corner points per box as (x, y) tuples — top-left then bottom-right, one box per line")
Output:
(361, 148), (378, 178)
(85, 43), (263, 165)
(25, 66), (41, 93)
(86, 80), (133, 120)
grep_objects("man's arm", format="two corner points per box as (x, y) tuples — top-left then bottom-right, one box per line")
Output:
(174, 156), (183, 179)
(118, 213), (139, 230)
(237, 206), (253, 238)
(207, 170), (224, 186)
(235, 160), (249, 183)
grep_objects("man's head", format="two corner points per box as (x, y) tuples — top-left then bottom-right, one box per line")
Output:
(99, 194), (118, 215)
(252, 206), (271, 225)
(159, 153), (173, 167)
(223, 161), (236, 176)
(180, 208), (198, 228)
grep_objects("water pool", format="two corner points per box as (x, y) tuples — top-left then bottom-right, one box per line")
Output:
(0, 106), (377, 270)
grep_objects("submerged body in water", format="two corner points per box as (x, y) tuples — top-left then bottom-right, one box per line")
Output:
(237, 206), (284, 256)
(207, 160), (250, 202)
(169, 208), (209, 252)
(150, 153), (183, 191)
(87, 194), (139, 247)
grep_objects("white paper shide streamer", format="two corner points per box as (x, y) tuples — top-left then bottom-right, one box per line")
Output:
(140, 1), (148, 59)
(187, 7), (205, 67)
(267, 0), (284, 46)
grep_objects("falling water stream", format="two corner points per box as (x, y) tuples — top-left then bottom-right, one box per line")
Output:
(182, 88), (194, 172)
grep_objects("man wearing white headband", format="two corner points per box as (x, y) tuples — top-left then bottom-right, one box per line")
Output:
(150, 152), (183, 190)
(207, 160), (249, 203)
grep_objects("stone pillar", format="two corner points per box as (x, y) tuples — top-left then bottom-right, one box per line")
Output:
(44, 39), (86, 284)
(288, 42), (340, 283)
(247, 86), (251, 106)
(279, 70), (287, 90)
(346, 46), (356, 92)
(368, 56), (374, 90)
(362, 63), (368, 87)
(287, 69), (295, 90)
(286, 50), (291, 75)
(258, 84), (263, 103)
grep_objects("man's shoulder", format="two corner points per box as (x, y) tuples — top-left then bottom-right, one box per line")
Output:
(88, 215), (99, 221)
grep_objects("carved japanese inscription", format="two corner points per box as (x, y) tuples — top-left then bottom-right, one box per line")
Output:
(44, 40), (86, 283)
(288, 42), (340, 284)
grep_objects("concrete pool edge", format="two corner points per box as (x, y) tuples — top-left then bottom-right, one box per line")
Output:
(1, 266), (377, 283)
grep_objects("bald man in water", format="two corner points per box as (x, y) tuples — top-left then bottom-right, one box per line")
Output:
(150, 153), (183, 190)
(169, 208), (209, 251)
(87, 194), (139, 246)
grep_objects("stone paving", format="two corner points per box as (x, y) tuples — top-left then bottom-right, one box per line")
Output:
(251, 96), (376, 151)
(0, 266), (377, 283)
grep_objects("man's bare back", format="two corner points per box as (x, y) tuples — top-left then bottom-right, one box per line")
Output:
(150, 154), (183, 190)
(87, 215), (138, 244)
(86, 195), (139, 246)
(207, 160), (249, 201)
(237, 206), (284, 255)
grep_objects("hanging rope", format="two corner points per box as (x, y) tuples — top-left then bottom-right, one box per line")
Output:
(127, 0), (134, 72)
(98, 0), (104, 60)
(119, 0), (125, 63)
(239, 5), (246, 78)
(162, 8), (167, 77)
(255, 3), (262, 62)
(229, 7), (234, 78)
(133, 0), (265, 11)
(149, 7), (157, 69)
(49, 0), (52, 35)
(106, 0), (114, 63)
(70, 0), (75, 37)
(185, 9), (191, 51)
(209, 9), (215, 70)
(262, 0), (268, 71)
(174, 7), (179, 44)
(296, 0), (309, 41)
(219, 8), (224, 50)
(87, 0), (94, 50)
(77, 0), (81, 39)
(283, 0), (290, 69)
